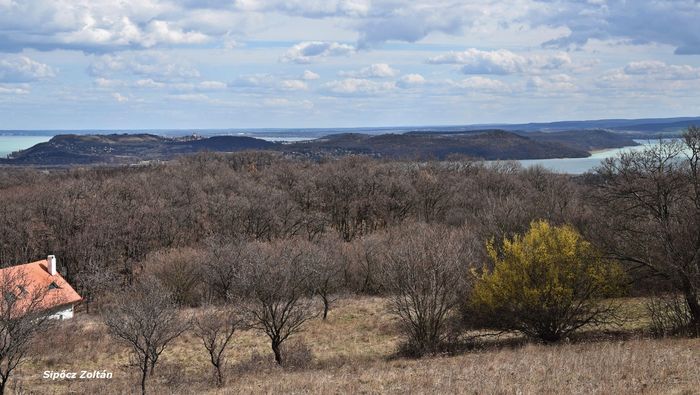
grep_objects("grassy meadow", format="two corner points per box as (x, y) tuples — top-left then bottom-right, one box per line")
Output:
(11, 296), (700, 394)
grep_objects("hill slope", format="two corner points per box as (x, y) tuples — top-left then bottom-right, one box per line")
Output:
(0, 128), (642, 166)
(519, 129), (639, 151)
(285, 130), (590, 160)
(0, 134), (276, 165)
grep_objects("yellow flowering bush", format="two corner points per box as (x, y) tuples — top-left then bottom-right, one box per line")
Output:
(470, 220), (626, 342)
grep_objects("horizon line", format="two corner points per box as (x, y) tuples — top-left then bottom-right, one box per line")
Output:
(2, 115), (700, 133)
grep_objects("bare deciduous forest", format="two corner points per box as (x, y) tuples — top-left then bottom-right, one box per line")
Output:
(0, 128), (699, 394)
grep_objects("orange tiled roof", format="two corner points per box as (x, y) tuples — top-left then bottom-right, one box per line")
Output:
(0, 258), (82, 315)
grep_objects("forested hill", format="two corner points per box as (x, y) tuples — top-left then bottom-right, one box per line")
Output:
(284, 130), (591, 160)
(400, 129), (639, 153)
(0, 129), (638, 166)
(0, 134), (276, 165)
(516, 129), (639, 152)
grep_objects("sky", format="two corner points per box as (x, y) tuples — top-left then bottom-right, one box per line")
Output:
(1, 0), (699, 130)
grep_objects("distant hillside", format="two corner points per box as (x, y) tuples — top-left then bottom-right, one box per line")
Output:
(474, 116), (700, 134)
(404, 129), (639, 153)
(0, 127), (648, 166)
(0, 134), (276, 165)
(518, 130), (639, 152)
(285, 130), (590, 160)
(2, 115), (698, 139)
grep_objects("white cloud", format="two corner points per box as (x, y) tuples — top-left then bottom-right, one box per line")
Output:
(279, 79), (308, 90)
(89, 53), (200, 81)
(139, 20), (209, 47)
(94, 77), (126, 88)
(97, 77), (228, 93)
(321, 78), (395, 96)
(339, 63), (398, 78)
(0, 83), (30, 94)
(354, 1), (502, 47)
(451, 76), (510, 92)
(132, 79), (227, 92)
(532, 0), (700, 54)
(0, 1), (209, 52)
(229, 73), (312, 93)
(0, 0), (531, 52)
(0, 56), (56, 83)
(301, 70), (320, 80)
(168, 93), (211, 102)
(527, 74), (577, 94)
(280, 41), (355, 64)
(199, 80), (227, 90)
(428, 49), (524, 74)
(135, 78), (166, 88)
(396, 73), (426, 89)
(623, 61), (700, 80)
(595, 67), (700, 95)
(263, 97), (314, 109)
(226, 0), (518, 49)
(229, 73), (277, 89)
(5, 0), (695, 56)
(594, 61), (700, 93)
(427, 48), (572, 75)
(112, 92), (129, 102)
(232, 0), (371, 18)
(222, 36), (240, 50)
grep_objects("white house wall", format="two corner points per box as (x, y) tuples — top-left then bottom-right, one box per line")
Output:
(47, 305), (74, 320)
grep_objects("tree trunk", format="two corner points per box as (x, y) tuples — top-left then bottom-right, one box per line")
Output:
(215, 364), (224, 387)
(684, 289), (700, 328)
(272, 341), (282, 365)
(0, 376), (7, 395)
(322, 295), (329, 320)
(141, 358), (149, 395)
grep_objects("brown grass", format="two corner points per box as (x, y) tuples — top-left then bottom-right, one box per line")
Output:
(12, 296), (700, 394)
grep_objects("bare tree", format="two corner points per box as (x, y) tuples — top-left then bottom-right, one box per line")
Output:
(383, 223), (471, 355)
(143, 247), (205, 307)
(593, 127), (700, 331)
(0, 268), (54, 395)
(193, 306), (243, 387)
(303, 237), (344, 320)
(343, 234), (386, 295)
(411, 166), (452, 223)
(201, 238), (246, 302)
(103, 277), (190, 395)
(241, 241), (317, 365)
(74, 254), (118, 314)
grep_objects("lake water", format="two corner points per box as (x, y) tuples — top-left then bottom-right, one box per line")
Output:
(507, 140), (661, 175)
(0, 135), (52, 158)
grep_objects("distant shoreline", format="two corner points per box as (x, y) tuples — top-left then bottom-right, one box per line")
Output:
(0, 115), (697, 138)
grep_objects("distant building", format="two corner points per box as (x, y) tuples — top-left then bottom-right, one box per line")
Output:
(0, 255), (82, 319)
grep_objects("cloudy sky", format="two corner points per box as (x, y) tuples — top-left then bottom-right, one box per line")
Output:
(1, 0), (699, 130)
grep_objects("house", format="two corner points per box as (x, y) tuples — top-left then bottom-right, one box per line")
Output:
(0, 255), (82, 319)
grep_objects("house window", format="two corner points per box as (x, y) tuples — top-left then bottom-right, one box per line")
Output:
(48, 281), (59, 290)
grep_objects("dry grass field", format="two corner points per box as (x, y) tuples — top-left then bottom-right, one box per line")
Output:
(11, 297), (700, 394)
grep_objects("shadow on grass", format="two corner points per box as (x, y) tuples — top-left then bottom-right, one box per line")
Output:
(386, 327), (664, 361)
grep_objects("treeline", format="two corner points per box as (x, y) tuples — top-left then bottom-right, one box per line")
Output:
(0, 152), (587, 298)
